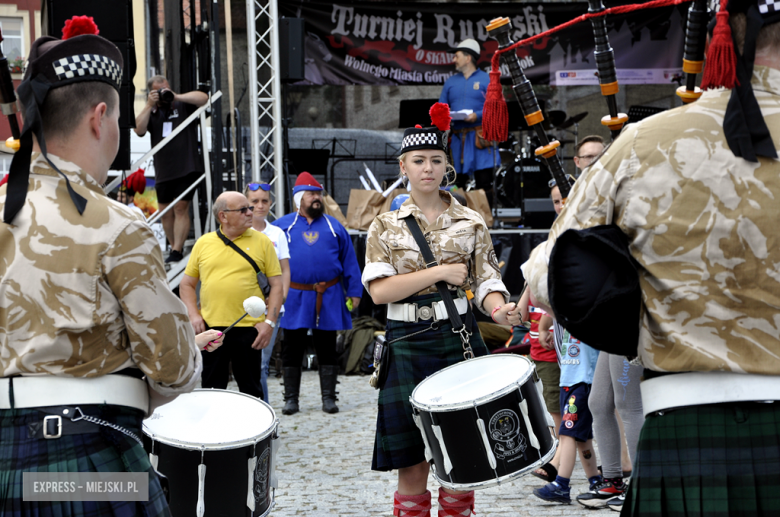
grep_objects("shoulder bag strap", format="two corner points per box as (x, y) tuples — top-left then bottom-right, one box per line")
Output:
(402, 214), (474, 359)
(216, 228), (260, 274)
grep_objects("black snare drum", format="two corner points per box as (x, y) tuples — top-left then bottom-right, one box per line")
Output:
(410, 355), (556, 491)
(143, 389), (279, 517)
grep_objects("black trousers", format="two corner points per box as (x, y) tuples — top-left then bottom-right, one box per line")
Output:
(282, 328), (338, 368)
(201, 325), (263, 399)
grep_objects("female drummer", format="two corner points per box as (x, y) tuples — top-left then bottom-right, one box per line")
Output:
(362, 108), (516, 517)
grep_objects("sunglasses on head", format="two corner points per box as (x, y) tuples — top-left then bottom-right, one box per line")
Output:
(247, 183), (272, 191)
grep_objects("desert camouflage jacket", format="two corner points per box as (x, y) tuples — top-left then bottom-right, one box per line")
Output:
(0, 153), (201, 396)
(363, 190), (508, 315)
(522, 66), (780, 375)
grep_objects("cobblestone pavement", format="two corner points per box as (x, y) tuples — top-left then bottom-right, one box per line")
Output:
(227, 370), (611, 517)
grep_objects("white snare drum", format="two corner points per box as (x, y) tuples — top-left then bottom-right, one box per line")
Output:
(410, 355), (557, 491)
(143, 389), (279, 517)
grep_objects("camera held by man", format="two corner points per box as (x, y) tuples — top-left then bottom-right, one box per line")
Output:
(158, 88), (174, 104)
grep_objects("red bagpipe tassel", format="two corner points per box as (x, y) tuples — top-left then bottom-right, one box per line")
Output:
(701, 0), (737, 90)
(482, 56), (508, 143)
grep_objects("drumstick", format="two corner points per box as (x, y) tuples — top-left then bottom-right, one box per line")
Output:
(222, 312), (249, 334)
(222, 296), (266, 334)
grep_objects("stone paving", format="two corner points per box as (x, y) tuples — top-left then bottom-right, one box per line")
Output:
(233, 370), (611, 517)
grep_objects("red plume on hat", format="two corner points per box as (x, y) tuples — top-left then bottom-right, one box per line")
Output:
(122, 168), (146, 195)
(429, 102), (451, 131)
(62, 15), (99, 40)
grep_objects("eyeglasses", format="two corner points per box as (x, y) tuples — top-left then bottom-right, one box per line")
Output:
(577, 154), (599, 162)
(548, 175), (576, 189)
(247, 183), (272, 191)
(222, 206), (254, 214)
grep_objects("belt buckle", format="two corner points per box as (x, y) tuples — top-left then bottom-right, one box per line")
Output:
(43, 415), (62, 439)
(416, 304), (434, 322)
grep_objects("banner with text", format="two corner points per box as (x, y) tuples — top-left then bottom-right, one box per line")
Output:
(279, 1), (688, 86)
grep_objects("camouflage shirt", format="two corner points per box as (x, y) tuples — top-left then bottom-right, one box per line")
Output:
(0, 153), (201, 396)
(363, 191), (508, 315)
(522, 66), (780, 375)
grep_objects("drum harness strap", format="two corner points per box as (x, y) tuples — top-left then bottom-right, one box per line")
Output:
(403, 215), (474, 360)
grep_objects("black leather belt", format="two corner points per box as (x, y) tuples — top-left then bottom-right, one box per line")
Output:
(27, 405), (104, 440)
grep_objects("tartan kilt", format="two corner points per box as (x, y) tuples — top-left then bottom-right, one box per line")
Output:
(623, 402), (780, 517)
(0, 406), (170, 517)
(371, 296), (488, 472)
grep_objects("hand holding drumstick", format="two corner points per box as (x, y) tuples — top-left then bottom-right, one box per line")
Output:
(195, 330), (224, 352)
(193, 297), (267, 352)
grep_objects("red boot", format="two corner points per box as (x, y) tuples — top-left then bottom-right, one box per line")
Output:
(437, 488), (475, 517)
(393, 490), (432, 517)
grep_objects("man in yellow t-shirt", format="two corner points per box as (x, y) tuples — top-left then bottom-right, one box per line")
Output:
(181, 191), (283, 398)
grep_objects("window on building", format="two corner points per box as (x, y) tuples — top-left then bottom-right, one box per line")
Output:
(0, 17), (24, 64)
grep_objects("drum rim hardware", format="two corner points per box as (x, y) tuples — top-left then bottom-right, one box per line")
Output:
(410, 355), (535, 413)
(430, 441), (557, 492)
(143, 388), (279, 451)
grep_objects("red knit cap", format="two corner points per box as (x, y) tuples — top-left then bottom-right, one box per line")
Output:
(292, 171), (323, 194)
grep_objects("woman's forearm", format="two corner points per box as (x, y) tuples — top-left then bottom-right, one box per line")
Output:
(368, 268), (442, 304)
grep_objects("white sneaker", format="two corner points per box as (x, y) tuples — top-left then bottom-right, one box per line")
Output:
(606, 491), (625, 512)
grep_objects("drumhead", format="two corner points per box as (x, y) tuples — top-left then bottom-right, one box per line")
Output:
(411, 355), (533, 411)
(143, 389), (277, 450)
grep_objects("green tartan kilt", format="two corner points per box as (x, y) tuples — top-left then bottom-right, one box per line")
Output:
(0, 405), (170, 517)
(623, 402), (780, 517)
(371, 295), (488, 472)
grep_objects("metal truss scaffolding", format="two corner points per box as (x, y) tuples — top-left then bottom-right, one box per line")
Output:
(247, 0), (285, 218)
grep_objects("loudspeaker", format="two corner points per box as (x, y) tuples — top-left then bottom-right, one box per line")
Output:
(42, 0), (137, 128)
(111, 128), (131, 171)
(279, 18), (305, 82)
(522, 198), (556, 229)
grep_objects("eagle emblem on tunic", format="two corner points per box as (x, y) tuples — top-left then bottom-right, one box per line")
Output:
(303, 231), (319, 245)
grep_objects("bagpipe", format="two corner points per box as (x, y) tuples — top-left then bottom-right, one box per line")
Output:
(480, 0), (716, 356)
(482, 0), (711, 202)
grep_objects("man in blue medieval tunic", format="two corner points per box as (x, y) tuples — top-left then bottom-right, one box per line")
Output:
(272, 172), (362, 415)
(439, 38), (497, 200)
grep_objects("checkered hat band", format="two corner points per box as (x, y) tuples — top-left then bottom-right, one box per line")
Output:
(52, 54), (122, 88)
(759, 0), (780, 13)
(402, 132), (440, 151)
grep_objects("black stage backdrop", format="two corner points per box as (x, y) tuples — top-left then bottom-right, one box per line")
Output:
(280, 0), (689, 86)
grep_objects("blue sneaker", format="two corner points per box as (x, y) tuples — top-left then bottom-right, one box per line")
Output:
(533, 482), (571, 504)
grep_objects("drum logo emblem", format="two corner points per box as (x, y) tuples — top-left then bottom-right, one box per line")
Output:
(254, 447), (271, 506)
(488, 409), (526, 460)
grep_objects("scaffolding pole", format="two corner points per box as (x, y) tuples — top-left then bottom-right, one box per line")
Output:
(247, 0), (285, 218)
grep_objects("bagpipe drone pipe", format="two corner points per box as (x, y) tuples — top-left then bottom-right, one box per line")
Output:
(481, 0), (711, 204)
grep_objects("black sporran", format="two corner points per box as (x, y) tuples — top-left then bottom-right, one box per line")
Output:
(368, 334), (389, 389)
